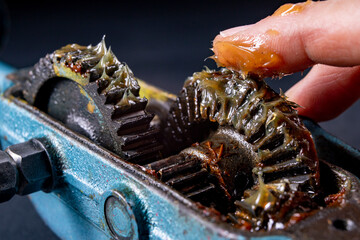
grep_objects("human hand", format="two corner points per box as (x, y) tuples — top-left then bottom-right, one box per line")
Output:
(212, 0), (360, 122)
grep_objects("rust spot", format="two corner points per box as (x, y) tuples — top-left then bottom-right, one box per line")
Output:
(285, 211), (316, 228)
(325, 187), (346, 206)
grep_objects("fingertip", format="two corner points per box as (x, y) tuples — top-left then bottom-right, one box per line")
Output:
(212, 0), (360, 76)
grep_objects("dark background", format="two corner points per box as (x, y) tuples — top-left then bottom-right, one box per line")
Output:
(0, 0), (358, 239)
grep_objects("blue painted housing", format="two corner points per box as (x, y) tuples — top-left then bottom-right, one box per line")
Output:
(1, 62), (360, 240)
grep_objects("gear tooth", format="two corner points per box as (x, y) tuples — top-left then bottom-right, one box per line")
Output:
(123, 143), (164, 165)
(147, 155), (184, 171)
(121, 127), (161, 152)
(96, 69), (111, 92)
(167, 168), (208, 188)
(104, 88), (126, 104)
(261, 158), (313, 184)
(112, 98), (148, 118)
(158, 159), (201, 181)
(149, 154), (214, 203)
(93, 35), (107, 56)
(115, 111), (154, 135)
(179, 94), (189, 128)
(93, 46), (111, 73)
(102, 67), (139, 99)
(101, 68), (110, 79)
(185, 183), (216, 201)
(185, 87), (196, 123)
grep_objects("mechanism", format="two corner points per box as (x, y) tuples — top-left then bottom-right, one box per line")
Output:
(1, 39), (360, 239)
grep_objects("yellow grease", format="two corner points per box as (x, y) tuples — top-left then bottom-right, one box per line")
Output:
(212, 1), (314, 76)
(213, 39), (283, 76)
(87, 101), (95, 113)
(138, 79), (176, 102)
(79, 87), (87, 97)
(266, 29), (280, 36)
(244, 174), (276, 211)
(272, 0), (313, 17)
(79, 87), (96, 113)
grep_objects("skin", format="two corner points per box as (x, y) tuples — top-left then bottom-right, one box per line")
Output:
(212, 0), (360, 122)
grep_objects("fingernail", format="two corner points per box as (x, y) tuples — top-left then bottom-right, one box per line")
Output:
(219, 24), (254, 38)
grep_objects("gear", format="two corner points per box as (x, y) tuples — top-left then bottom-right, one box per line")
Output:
(12, 38), (163, 163)
(149, 68), (320, 229)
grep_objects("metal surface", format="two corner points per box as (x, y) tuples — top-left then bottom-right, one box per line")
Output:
(1, 61), (360, 239)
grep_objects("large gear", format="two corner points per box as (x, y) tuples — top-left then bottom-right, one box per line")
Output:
(12, 38), (163, 163)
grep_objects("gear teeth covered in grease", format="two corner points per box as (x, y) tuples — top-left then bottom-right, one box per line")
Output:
(152, 68), (320, 230)
(19, 37), (163, 163)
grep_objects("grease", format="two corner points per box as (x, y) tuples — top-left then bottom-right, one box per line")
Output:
(87, 101), (95, 113)
(213, 35), (284, 77)
(265, 29), (280, 36)
(272, 0), (313, 17)
(212, 1), (313, 77)
(53, 37), (141, 107)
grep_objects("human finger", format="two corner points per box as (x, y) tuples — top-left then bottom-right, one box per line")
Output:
(286, 64), (360, 122)
(212, 0), (360, 77)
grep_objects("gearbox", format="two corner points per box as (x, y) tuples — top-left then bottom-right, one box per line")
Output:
(0, 39), (360, 239)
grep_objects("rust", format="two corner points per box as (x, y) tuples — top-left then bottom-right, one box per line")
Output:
(325, 186), (346, 207)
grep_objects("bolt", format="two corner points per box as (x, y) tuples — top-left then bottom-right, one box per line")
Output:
(105, 191), (139, 240)
(0, 151), (18, 203)
(0, 139), (54, 202)
(6, 139), (53, 195)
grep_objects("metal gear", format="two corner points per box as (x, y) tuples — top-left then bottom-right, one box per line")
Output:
(149, 68), (320, 230)
(11, 38), (163, 164)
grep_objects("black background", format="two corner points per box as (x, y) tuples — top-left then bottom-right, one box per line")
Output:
(0, 0), (358, 239)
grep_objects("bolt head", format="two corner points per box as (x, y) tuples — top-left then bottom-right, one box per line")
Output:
(6, 139), (51, 195)
(105, 191), (139, 240)
(0, 151), (17, 202)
